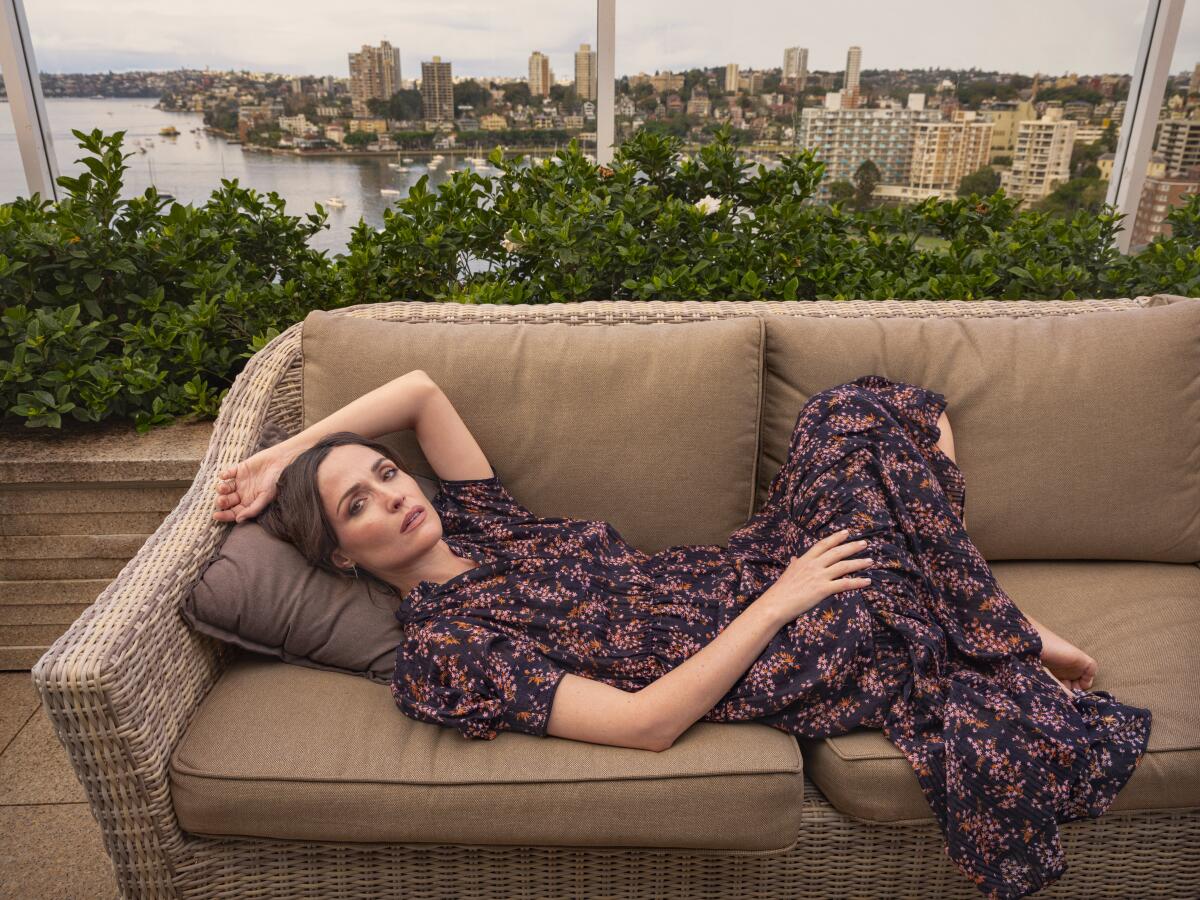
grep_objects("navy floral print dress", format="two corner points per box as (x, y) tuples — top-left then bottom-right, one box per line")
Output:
(390, 374), (1152, 900)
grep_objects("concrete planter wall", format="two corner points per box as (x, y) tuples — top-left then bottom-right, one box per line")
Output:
(0, 419), (214, 669)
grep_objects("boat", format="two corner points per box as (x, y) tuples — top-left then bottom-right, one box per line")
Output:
(444, 167), (459, 174)
(430, 154), (444, 161)
(324, 196), (346, 208)
(379, 188), (401, 196)
(226, 139), (242, 145)
(402, 157), (414, 163)
(387, 162), (403, 169)
(159, 126), (180, 137)
(465, 156), (486, 166)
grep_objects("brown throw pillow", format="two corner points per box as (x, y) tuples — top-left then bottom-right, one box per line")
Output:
(181, 520), (406, 684)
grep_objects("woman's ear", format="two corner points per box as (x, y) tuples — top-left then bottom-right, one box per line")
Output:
(331, 548), (351, 569)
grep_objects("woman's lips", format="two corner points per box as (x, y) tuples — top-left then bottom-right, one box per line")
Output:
(402, 506), (425, 533)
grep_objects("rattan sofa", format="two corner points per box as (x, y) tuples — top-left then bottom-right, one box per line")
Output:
(31, 297), (1200, 899)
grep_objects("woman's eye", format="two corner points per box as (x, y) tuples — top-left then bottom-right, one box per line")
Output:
(350, 468), (397, 516)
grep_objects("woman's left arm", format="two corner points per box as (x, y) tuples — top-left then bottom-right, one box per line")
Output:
(268, 370), (436, 466)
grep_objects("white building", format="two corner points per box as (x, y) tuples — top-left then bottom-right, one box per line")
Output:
(277, 115), (315, 136)
(725, 63), (739, 95)
(801, 98), (941, 201)
(1002, 118), (1077, 202)
(783, 47), (809, 91)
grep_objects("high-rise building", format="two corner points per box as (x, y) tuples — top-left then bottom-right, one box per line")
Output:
(783, 47), (809, 92)
(979, 99), (1038, 156)
(348, 40), (401, 117)
(1190, 63), (1200, 95)
(574, 43), (597, 101)
(725, 63), (739, 95)
(529, 51), (551, 97)
(1131, 166), (1200, 247)
(1002, 118), (1077, 202)
(800, 99), (941, 201)
(909, 114), (995, 195)
(420, 56), (454, 123)
(1155, 118), (1200, 175)
(843, 46), (862, 109)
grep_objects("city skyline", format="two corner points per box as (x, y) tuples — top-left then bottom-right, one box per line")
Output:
(20, 0), (1200, 82)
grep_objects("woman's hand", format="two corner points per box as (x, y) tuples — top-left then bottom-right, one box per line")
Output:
(756, 529), (875, 624)
(1041, 663), (1077, 698)
(212, 447), (292, 523)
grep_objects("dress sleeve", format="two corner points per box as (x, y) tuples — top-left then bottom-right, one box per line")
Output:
(432, 473), (538, 537)
(849, 375), (967, 519)
(391, 617), (567, 740)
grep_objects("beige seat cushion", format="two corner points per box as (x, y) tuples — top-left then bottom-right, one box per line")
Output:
(302, 310), (765, 554)
(800, 560), (1200, 822)
(169, 654), (804, 851)
(759, 298), (1200, 562)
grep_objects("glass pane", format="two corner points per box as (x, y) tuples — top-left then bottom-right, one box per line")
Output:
(612, 1), (1174, 210)
(0, 98), (25, 204)
(18, 1), (595, 253)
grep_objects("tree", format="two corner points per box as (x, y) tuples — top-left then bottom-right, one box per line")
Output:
(853, 159), (880, 210)
(502, 82), (532, 107)
(828, 180), (855, 205)
(958, 166), (1001, 197)
(453, 79), (493, 115)
(343, 130), (377, 148)
(1098, 120), (1119, 153)
(1036, 176), (1108, 218)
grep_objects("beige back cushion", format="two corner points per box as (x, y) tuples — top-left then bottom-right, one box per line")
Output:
(301, 311), (764, 553)
(759, 298), (1200, 562)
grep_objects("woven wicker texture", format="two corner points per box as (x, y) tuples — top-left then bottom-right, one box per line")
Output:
(31, 297), (1200, 899)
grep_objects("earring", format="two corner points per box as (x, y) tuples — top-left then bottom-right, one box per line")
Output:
(351, 564), (359, 579)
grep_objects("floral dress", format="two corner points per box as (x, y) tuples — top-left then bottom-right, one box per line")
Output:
(390, 374), (1152, 900)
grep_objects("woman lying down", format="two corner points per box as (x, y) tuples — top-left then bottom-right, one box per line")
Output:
(212, 369), (1151, 900)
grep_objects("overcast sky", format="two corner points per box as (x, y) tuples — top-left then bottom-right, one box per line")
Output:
(22, 1), (1200, 81)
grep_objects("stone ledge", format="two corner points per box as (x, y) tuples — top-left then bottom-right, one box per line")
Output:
(0, 418), (214, 484)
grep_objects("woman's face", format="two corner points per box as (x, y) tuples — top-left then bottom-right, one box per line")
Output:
(316, 443), (442, 574)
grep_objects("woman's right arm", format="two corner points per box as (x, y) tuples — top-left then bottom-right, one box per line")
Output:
(545, 530), (874, 752)
(544, 601), (787, 753)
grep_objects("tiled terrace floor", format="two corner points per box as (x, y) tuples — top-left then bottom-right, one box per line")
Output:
(1, 671), (118, 899)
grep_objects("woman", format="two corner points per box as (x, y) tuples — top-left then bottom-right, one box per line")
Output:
(212, 369), (1150, 900)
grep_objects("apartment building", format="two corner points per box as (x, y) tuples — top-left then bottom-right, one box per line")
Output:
(1002, 118), (1077, 202)
(529, 51), (552, 98)
(1131, 167), (1200, 247)
(420, 56), (454, 123)
(783, 47), (809, 91)
(1155, 118), (1200, 175)
(910, 114), (995, 195)
(800, 99), (941, 200)
(979, 99), (1037, 156)
(348, 41), (401, 117)
(574, 44), (597, 101)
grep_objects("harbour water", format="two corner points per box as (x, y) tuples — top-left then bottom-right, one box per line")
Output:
(0, 97), (553, 255)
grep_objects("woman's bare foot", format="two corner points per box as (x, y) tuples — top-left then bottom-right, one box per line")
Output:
(1040, 632), (1098, 692)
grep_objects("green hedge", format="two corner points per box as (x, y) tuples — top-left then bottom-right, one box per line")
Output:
(1, 125), (1198, 431)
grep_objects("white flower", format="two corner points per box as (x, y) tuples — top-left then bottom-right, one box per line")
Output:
(501, 237), (523, 253)
(694, 195), (722, 216)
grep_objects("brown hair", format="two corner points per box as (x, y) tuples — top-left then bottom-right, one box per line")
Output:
(255, 431), (414, 602)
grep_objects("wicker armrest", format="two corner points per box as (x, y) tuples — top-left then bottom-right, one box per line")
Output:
(28, 322), (306, 894)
